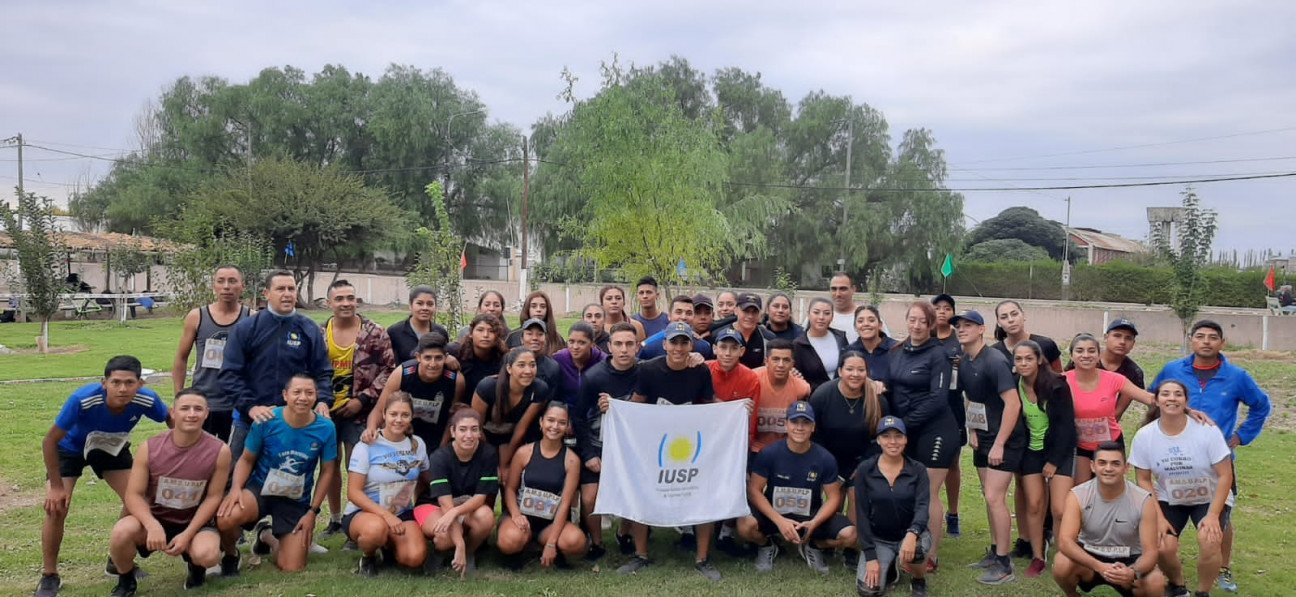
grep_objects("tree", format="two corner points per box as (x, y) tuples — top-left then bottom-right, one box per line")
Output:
(406, 182), (465, 329)
(2, 189), (65, 352)
(965, 206), (1073, 261)
(1154, 187), (1218, 341)
(159, 207), (273, 313)
(963, 238), (1051, 263)
(106, 237), (154, 292)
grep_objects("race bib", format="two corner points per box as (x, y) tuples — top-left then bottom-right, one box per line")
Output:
(155, 476), (207, 510)
(771, 486), (812, 517)
(200, 337), (226, 369)
(656, 397), (675, 406)
(518, 486), (561, 520)
(262, 467), (306, 500)
(756, 408), (787, 434)
(966, 402), (989, 432)
(1084, 544), (1131, 558)
(378, 480), (416, 513)
(83, 431), (130, 457)
(1167, 476), (1214, 506)
(1076, 417), (1112, 444)
(412, 394), (445, 424)
(563, 435), (578, 448)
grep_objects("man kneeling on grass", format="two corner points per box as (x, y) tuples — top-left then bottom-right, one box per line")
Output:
(109, 389), (231, 596)
(216, 374), (338, 573)
(37, 355), (171, 597)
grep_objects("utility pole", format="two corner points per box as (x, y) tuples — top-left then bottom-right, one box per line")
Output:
(519, 134), (531, 303)
(1062, 196), (1072, 300)
(2, 133), (23, 227)
(838, 115), (854, 270)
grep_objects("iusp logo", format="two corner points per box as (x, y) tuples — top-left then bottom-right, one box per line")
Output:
(658, 432), (702, 484)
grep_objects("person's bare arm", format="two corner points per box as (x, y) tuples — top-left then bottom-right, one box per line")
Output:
(172, 308), (201, 394)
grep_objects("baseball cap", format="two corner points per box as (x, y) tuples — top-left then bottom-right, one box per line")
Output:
(714, 327), (745, 346)
(949, 310), (984, 326)
(663, 321), (694, 341)
(736, 292), (762, 311)
(876, 415), (907, 435)
(931, 293), (956, 308)
(521, 318), (547, 332)
(787, 401), (815, 422)
(1106, 319), (1138, 336)
(692, 294), (714, 309)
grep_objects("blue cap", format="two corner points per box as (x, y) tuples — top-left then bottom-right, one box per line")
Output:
(787, 401), (815, 422)
(949, 310), (984, 326)
(714, 327), (745, 346)
(876, 416), (907, 435)
(663, 321), (694, 341)
(1106, 319), (1138, 336)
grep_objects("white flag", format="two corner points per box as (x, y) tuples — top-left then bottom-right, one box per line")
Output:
(594, 400), (750, 526)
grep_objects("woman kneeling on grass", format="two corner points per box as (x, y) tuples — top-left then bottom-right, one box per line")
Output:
(344, 393), (431, 576)
(416, 409), (499, 578)
(497, 401), (586, 569)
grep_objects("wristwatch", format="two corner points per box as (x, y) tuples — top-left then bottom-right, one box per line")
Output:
(310, 505), (322, 515)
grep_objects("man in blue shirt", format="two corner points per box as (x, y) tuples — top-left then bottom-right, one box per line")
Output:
(220, 270), (333, 465)
(638, 296), (713, 361)
(37, 356), (170, 597)
(1151, 319), (1271, 594)
(632, 276), (670, 337)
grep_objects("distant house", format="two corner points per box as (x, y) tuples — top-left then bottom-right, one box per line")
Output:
(1067, 227), (1146, 265)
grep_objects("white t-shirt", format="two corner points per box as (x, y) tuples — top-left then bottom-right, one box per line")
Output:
(830, 311), (859, 344)
(1129, 419), (1234, 508)
(807, 332), (841, 379)
(345, 434), (431, 515)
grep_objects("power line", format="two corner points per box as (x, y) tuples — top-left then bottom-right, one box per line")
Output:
(724, 171), (1296, 192)
(951, 155), (1296, 172)
(958, 126), (1296, 165)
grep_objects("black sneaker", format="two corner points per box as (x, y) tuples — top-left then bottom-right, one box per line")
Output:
(554, 554), (572, 570)
(251, 520), (272, 556)
(694, 559), (722, 582)
(676, 531), (697, 552)
(1167, 585), (1191, 597)
(318, 520), (344, 539)
(616, 533), (635, 555)
(843, 548), (860, 571)
(716, 535), (747, 558)
(945, 513), (961, 538)
(423, 551), (445, 575)
(358, 555), (379, 577)
(110, 574), (137, 597)
(105, 558), (147, 578)
(220, 553), (240, 577)
(1009, 538), (1032, 559)
(34, 573), (61, 597)
(910, 578), (928, 597)
(617, 555), (650, 575)
(502, 552), (525, 572)
(184, 561), (206, 590)
(585, 543), (606, 562)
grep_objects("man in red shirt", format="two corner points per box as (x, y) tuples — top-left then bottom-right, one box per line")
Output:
(751, 338), (811, 454)
(708, 327), (761, 557)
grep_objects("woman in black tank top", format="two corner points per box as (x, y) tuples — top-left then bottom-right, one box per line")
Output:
(497, 402), (585, 568)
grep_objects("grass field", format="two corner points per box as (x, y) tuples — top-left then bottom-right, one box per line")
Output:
(0, 314), (1292, 596)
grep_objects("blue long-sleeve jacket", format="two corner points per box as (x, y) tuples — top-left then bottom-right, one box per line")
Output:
(219, 310), (333, 420)
(1152, 354), (1271, 446)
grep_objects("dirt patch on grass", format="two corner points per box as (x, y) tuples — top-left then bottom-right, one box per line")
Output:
(0, 481), (41, 515)
(7, 345), (89, 356)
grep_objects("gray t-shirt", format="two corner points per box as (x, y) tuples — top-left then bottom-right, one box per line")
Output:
(1073, 479), (1151, 559)
(191, 305), (249, 411)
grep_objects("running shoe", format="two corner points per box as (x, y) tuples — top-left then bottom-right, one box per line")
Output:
(945, 513), (961, 538)
(1010, 538), (1032, 558)
(465, 553), (477, 575)
(342, 539), (359, 552)
(309, 541), (329, 554)
(910, 578), (929, 597)
(616, 533), (635, 555)
(968, 546), (996, 569)
(617, 555), (650, 575)
(843, 548), (860, 570)
(694, 559), (722, 582)
(1218, 567), (1238, 593)
(1167, 584), (1191, 597)
(251, 520), (273, 556)
(977, 560), (1015, 585)
(219, 553), (240, 577)
(423, 551), (444, 574)
(357, 555), (379, 577)
(800, 544), (831, 574)
(676, 530), (697, 552)
(1025, 557), (1046, 578)
(34, 573), (61, 597)
(109, 573), (137, 597)
(755, 543), (779, 572)
(184, 560), (206, 590)
(105, 558), (147, 578)
(318, 520), (344, 539)
(585, 543), (606, 562)
(717, 535), (749, 558)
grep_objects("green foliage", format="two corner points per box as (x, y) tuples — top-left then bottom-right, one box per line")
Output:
(966, 206), (1079, 261)
(105, 236), (154, 292)
(1154, 188), (1219, 335)
(1, 189), (64, 349)
(405, 182), (465, 329)
(158, 206), (273, 313)
(772, 266), (797, 297)
(963, 238), (1051, 263)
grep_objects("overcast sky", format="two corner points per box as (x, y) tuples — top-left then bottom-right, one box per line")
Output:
(2, 0), (1293, 256)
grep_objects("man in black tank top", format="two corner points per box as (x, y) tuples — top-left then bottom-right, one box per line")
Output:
(173, 265), (250, 442)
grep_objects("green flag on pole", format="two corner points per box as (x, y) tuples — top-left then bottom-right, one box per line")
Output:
(940, 254), (954, 278)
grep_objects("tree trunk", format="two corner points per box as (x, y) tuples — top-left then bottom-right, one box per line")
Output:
(37, 318), (49, 354)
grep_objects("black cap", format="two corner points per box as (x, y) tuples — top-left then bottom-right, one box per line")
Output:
(736, 293), (762, 311)
(692, 294), (714, 309)
(931, 293), (956, 308)
(522, 318), (546, 332)
(1106, 319), (1138, 336)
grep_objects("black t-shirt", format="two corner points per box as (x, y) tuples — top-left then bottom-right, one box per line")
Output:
(809, 380), (886, 475)
(535, 355), (562, 404)
(958, 346), (1023, 446)
(474, 376), (548, 446)
(424, 442), (499, 503)
(634, 356), (714, 405)
(991, 334), (1061, 368)
(449, 344), (504, 405)
(389, 318), (451, 362)
(751, 440), (840, 522)
(397, 359), (459, 446)
(575, 360), (640, 461)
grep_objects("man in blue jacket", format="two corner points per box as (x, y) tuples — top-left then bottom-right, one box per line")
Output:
(1151, 319), (1271, 594)
(220, 270), (333, 465)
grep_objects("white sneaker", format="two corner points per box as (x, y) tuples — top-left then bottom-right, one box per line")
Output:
(309, 542), (329, 554)
(800, 543), (830, 574)
(755, 543), (779, 572)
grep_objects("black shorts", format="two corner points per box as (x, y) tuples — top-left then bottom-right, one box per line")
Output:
(755, 512), (852, 543)
(245, 483), (312, 537)
(203, 411), (234, 443)
(341, 509), (416, 538)
(334, 417), (364, 448)
(56, 447), (133, 480)
(1159, 502), (1233, 536)
(972, 434), (1024, 473)
(1076, 546), (1140, 596)
(958, 427), (969, 447)
(580, 464), (599, 486)
(906, 422), (959, 470)
(1076, 433), (1125, 461)
(137, 521), (217, 559)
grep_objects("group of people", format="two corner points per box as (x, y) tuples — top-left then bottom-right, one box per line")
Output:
(35, 268), (1272, 597)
